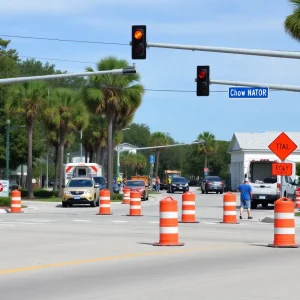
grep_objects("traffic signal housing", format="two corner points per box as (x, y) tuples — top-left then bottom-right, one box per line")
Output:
(131, 25), (147, 59)
(196, 66), (210, 96)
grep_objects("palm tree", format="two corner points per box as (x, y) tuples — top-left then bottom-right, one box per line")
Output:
(84, 56), (144, 193)
(196, 131), (218, 169)
(6, 81), (48, 198)
(44, 88), (89, 197)
(120, 152), (134, 178)
(149, 132), (170, 177)
(133, 153), (147, 176)
(285, 0), (300, 41)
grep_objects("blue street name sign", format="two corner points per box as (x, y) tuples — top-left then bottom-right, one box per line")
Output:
(228, 87), (269, 99)
(149, 155), (155, 164)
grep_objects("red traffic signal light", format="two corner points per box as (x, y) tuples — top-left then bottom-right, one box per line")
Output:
(196, 66), (210, 96)
(132, 25), (147, 60)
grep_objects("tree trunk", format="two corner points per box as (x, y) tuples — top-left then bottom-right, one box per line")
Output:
(85, 151), (88, 163)
(107, 109), (114, 194)
(89, 151), (94, 163)
(154, 150), (160, 177)
(204, 153), (208, 169)
(21, 164), (24, 188)
(58, 128), (66, 197)
(53, 143), (59, 191)
(27, 122), (34, 199)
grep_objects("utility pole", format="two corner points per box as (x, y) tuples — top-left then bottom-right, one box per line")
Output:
(5, 119), (10, 180)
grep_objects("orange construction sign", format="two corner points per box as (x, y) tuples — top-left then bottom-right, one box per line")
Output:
(272, 162), (293, 176)
(268, 132), (297, 161)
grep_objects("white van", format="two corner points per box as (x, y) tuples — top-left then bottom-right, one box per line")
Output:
(64, 163), (102, 185)
(244, 159), (298, 209)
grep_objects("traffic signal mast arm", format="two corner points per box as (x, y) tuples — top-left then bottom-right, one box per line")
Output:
(145, 42), (300, 60)
(210, 79), (300, 92)
(0, 67), (136, 85)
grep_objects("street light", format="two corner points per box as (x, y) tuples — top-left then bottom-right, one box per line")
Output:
(116, 128), (130, 179)
(5, 119), (10, 180)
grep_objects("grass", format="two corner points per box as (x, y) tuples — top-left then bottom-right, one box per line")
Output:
(295, 212), (300, 217)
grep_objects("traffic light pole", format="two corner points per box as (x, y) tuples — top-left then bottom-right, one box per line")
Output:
(210, 79), (300, 92)
(146, 42), (300, 60)
(0, 67), (136, 85)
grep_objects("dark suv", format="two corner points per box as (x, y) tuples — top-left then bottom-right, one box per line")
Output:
(169, 176), (189, 193)
(201, 176), (224, 194)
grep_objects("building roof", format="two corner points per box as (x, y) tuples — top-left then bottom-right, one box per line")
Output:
(228, 131), (300, 153)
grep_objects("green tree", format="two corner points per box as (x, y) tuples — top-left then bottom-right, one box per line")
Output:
(197, 131), (218, 169)
(44, 88), (89, 196)
(133, 153), (147, 176)
(122, 123), (151, 147)
(6, 81), (48, 198)
(149, 132), (170, 177)
(285, 0), (300, 41)
(0, 38), (21, 172)
(84, 56), (144, 193)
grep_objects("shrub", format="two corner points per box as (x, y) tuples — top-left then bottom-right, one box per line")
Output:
(19, 188), (58, 198)
(0, 197), (11, 207)
(111, 193), (123, 201)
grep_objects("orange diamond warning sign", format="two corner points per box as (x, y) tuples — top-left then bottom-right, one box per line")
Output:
(268, 132), (297, 161)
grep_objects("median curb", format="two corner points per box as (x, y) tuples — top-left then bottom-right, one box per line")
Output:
(259, 216), (274, 223)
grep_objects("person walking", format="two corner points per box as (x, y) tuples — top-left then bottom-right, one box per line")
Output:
(155, 176), (160, 192)
(152, 177), (156, 191)
(237, 179), (253, 219)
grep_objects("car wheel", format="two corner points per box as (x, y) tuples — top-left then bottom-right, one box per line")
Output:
(251, 201), (257, 209)
(220, 192), (223, 194)
(201, 189), (204, 194)
(205, 189), (208, 194)
(62, 201), (68, 208)
(90, 195), (96, 207)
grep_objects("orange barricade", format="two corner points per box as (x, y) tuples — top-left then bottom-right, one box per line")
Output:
(153, 197), (184, 246)
(97, 189), (112, 215)
(268, 197), (299, 248)
(221, 192), (238, 224)
(10, 190), (22, 213)
(122, 187), (130, 204)
(179, 191), (199, 223)
(295, 188), (300, 208)
(127, 190), (143, 216)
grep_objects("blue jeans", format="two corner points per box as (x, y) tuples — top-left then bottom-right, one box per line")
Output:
(240, 199), (251, 209)
(156, 184), (160, 192)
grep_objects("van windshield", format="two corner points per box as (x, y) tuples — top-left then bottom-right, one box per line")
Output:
(250, 162), (277, 184)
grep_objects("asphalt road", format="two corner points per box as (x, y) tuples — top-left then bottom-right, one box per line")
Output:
(1, 187), (300, 299)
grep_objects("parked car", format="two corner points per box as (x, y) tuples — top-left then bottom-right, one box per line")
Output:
(169, 176), (189, 193)
(124, 180), (149, 201)
(9, 180), (19, 192)
(201, 176), (224, 194)
(112, 177), (120, 193)
(93, 176), (107, 191)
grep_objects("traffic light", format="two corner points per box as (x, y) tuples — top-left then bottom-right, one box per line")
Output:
(196, 66), (210, 96)
(131, 25), (147, 59)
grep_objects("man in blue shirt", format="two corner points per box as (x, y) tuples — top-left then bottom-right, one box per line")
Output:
(237, 179), (253, 220)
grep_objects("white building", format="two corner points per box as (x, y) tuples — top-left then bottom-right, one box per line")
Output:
(227, 131), (300, 191)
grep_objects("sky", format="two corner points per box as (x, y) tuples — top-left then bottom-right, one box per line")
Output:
(1, 0), (300, 144)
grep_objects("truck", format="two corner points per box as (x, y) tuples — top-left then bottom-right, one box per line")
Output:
(131, 175), (149, 187)
(64, 163), (102, 185)
(161, 170), (181, 190)
(244, 159), (298, 209)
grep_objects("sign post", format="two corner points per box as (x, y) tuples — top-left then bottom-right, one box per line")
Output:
(268, 132), (298, 197)
(149, 155), (155, 190)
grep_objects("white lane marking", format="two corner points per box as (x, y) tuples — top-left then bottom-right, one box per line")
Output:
(112, 220), (128, 223)
(25, 219), (56, 223)
(73, 220), (91, 223)
(0, 222), (45, 225)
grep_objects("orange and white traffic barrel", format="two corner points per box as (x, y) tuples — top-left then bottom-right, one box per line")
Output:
(221, 192), (238, 224)
(127, 190), (143, 216)
(179, 191), (199, 223)
(295, 187), (300, 208)
(122, 187), (130, 204)
(97, 189), (112, 215)
(153, 196), (184, 246)
(268, 197), (299, 248)
(10, 189), (22, 213)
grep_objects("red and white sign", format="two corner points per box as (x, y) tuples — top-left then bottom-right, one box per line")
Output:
(0, 182), (3, 192)
(204, 168), (209, 172)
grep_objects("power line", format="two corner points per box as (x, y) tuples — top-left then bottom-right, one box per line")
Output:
(1, 34), (298, 54)
(19, 55), (96, 64)
(0, 34), (128, 46)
